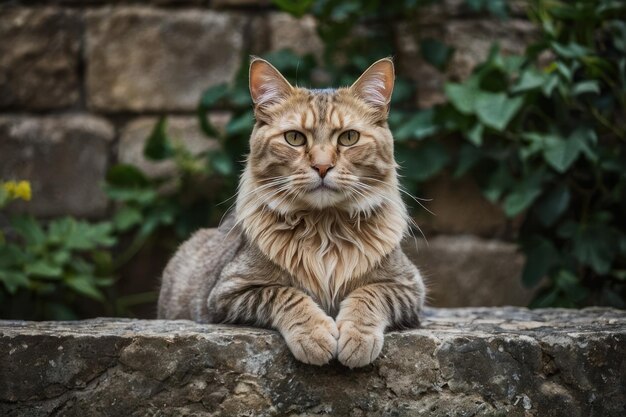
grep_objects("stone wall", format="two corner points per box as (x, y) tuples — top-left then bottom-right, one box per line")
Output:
(1, 308), (625, 416)
(0, 0), (540, 307)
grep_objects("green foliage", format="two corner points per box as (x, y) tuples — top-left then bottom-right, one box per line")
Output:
(0, 214), (116, 320)
(428, 0), (626, 307)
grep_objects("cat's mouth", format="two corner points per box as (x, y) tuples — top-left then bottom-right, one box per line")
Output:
(309, 183), (339, 193)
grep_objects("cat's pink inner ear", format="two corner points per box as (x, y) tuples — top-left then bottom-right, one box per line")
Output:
(350, 58), (395, 108)
(249, 58), (293, 108)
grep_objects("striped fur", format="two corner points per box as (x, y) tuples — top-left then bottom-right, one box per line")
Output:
(158, 58), (426, 368)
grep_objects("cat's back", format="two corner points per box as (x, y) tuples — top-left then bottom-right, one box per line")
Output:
(157, 219), (243, 322)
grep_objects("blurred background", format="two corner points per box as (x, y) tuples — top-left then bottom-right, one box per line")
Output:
(0, 0), (624, 320)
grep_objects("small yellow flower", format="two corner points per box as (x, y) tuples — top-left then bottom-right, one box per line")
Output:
(2, 180), (32, 201)
(14, 181), (32, 201)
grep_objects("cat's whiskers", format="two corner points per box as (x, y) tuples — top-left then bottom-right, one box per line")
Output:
(352, 181), (426, 244)
(364, 177), (435, 216)
(226, 181), (295, 239)
(218, 178), (291, 229)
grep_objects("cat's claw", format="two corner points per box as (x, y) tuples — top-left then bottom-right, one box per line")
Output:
(284, 315), (338, 366)
(337, 320), (384, 368)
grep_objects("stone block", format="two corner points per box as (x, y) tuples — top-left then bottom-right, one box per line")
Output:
(395, 17), (536, 107)
(85, 8), (245, 112)
(212, 0), (271, 7)
(0, 115), (115, 218)
(403, 234), (533, 307)
(415, 171), (511, 237)
(444, 19), (537, 80)
(1, 308), (624, 416)
(118, 114), (228, 179)
(267, 12), (323, 59)
(0, 7), (81, 110)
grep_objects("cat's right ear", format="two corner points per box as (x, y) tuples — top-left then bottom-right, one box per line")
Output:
(249, 57), (293, 116)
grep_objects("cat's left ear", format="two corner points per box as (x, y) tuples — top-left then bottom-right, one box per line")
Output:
(350, 58), (395, 113)
(249, 57), (294, 112)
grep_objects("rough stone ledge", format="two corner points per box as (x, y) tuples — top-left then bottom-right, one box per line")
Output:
(1, 307), (624, 416)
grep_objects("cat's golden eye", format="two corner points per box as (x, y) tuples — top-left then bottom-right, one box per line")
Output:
(338, 130), (360, 146)
(284, 130), (306, 146)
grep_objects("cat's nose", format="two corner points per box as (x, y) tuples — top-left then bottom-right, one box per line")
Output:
(312, 163), (333, 178)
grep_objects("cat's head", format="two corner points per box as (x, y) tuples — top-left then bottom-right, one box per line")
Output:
(241, 57), (401, 215)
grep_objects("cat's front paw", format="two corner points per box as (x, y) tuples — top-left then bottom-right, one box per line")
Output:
(336, 320), (384, 368)
(283, 315), (338, 366)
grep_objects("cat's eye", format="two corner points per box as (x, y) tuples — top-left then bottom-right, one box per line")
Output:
(338, 130), (360, 146)
(284, 131), (306, 146)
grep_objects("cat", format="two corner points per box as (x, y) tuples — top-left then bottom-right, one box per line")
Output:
(158, 57), (426, 368)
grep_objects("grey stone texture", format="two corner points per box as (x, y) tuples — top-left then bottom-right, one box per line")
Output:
(404, 235), (532, 307)
(0, 7), (81, 110)
(117, 114), (228, 179)
(1, 307), (624, 416)
(397, 17), (536, 108)
(85, 8), (245, 112)
(268, 12), (324, 59)
(0, 115), (114, 218)
(416, 172), (513, 237)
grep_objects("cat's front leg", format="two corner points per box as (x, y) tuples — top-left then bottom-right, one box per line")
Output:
(336, 280), (423, 368)
(208, 279), (338, 365)
(277, 297), (339, 366)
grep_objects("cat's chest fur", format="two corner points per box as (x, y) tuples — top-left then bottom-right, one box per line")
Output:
(240, 207), (405, 312)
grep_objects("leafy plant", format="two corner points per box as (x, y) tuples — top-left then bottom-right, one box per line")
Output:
(0, 183), (116, 320)
(405, 0), (625, 307)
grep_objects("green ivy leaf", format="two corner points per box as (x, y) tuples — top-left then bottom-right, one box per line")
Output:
(474, 92), (524, 131)
(482, 163), (513, 203)
(543, 133), (583, 173)
(200, 84), (229, 108)
(113, 206), (143, 232)
(25, 261), (63, 279)
(466, 123), (484, 146)
(0, 269), (29, 294)
(209, 150), (235, 177)
(554, 269), (588, 303)
(542, 73), (560, 96)
(106, 164), (150, 188)
(144, 117), (174, 161)
(44, 303), (77, 320)
(226, 110), (255, 137)
(105, 186), (157, 205)
(0, 244), (25, 268)
(551, 41), (591, 58)
(396, 141), (450, 182)
(503, 174), (543, 217)
(534, 184), (570, 226)
(391, 78), (415, 104)
(454, 144), (482, 178)
(512, 69), (547, 93)
(522, 237), (559, 287)
(11, 215), (46, 247)
(394, 109), (439, 141)
(198, 108), (220, 139)
(444, 82), (476, 115)
(573, 224), (618, 274)
(572, 80), (600, 96)
(272, 0), (314, 18)
(420, 38), (454, 71)
(65, 275), (105, 302)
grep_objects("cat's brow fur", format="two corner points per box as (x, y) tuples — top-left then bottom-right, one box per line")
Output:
(158, 57), (426, 368)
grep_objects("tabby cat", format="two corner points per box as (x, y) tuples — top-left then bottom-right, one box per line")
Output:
(158, 57), (426, 368)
